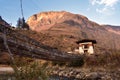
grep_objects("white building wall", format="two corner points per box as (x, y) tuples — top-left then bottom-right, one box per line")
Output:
(79, 47), (84, 54)
(88, 46), (94, 54)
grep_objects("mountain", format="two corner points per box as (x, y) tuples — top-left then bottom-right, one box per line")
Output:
(27, 11), (120, 52)
(27, 11), (99, 31)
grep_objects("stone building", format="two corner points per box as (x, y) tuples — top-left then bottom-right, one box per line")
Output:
(76, 39), (96, 55)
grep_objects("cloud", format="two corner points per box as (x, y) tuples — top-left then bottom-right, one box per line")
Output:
(96, 7), (115, 15)
(89, 0), (119, 15)
(99, 0), (119, 7)
(90, 0), (100, 5)
(90, 0), (119, 6)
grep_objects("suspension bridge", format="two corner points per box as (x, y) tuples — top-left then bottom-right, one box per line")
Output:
(0, 24), (83, 62)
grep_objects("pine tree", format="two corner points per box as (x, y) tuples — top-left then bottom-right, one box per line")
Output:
(16, 17), (29, 30)
(16, 18), (22, 28)
(21, 17), (29, 30)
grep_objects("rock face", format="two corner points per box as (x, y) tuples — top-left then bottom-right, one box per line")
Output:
(27, 11), (120, 51)
(27, 11), (99, 31)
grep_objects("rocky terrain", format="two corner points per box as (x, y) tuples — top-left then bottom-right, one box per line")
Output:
(49, 67), (120, 80)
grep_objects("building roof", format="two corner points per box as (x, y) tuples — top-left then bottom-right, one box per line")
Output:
(0, 16), (10, 27)
(0, 16), (2, 21)
(76, 39), (97, 44)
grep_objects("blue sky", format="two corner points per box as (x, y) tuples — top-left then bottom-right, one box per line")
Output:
(0, 0), (120, 26)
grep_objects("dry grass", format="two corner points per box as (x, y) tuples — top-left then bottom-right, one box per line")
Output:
(84, 50), (120, 68)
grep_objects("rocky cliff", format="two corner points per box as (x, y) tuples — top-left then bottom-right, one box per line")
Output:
(27, 11), (100, 31)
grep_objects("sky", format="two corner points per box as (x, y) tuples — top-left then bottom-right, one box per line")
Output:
(0, 0), (120, 26)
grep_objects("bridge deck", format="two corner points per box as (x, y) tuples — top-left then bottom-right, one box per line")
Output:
(0, 24), (83, 62)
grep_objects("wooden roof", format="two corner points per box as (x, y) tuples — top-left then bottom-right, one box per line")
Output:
(0, 16), (10, 27)
(76, 39), (97, 44)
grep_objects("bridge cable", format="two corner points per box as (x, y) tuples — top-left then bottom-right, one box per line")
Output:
(20, 0), (24, 18)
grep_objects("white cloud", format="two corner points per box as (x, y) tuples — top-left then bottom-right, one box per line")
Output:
(89, 0), (119, 15)
(90, 0), (102, 5)
(96, 7), (115, 15)
(90, 0), (98, 5)
(90, 0), (119, 7)
(99, 0), (119, 7)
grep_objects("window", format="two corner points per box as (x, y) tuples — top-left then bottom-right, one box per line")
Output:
(84, 44), (88, 48)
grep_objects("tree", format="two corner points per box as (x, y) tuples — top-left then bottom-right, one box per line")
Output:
(16, 17), (22, 28)
(21, 17), (29, 30)
(16, 17), (29, 30)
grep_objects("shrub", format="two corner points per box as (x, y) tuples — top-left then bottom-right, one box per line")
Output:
(10, 59), (49, 80)
(84, 50), (120, 68)
(51, 61), (66, 66)
(67, 59), (84, 67)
